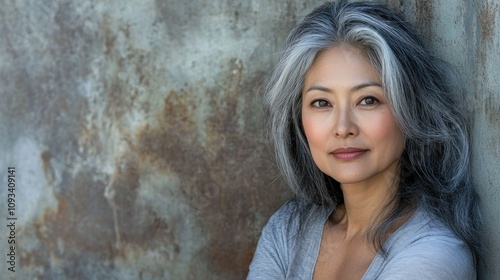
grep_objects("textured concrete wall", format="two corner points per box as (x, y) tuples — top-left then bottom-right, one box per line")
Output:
(0, 0), (498, 279)
(402, 1), (500, 278)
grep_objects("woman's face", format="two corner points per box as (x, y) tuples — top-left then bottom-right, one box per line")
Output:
(301, 45), (404, 186)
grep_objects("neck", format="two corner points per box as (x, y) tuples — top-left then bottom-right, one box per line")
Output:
(333, 163), (400, 238)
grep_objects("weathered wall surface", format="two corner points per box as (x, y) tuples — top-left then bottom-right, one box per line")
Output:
(401, 1), (500, 278)
(0, 0), (498, 279)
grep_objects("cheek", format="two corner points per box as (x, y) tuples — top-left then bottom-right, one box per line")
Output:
(301, 112), (326, 148)
(366, 111), (404, 150)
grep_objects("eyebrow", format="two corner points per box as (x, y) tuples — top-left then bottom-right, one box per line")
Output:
(304, 82), (382, 95)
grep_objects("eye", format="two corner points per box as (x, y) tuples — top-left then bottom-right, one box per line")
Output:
(359, 96), (379, 106)
(311, 99), (331, 108)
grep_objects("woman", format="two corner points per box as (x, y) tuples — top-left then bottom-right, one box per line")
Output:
(248, 1), (482, 279)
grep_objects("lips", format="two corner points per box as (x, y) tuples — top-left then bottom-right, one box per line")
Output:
(331, 147), (368, 160)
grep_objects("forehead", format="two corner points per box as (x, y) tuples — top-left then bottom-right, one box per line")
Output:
(317, 44), (368, 61)
(304, 45), (381, 86)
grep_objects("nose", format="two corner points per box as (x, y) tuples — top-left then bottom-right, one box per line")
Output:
(334, 105), (358, 138)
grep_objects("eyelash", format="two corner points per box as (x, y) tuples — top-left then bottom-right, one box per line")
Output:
(311, 99), (331, 108)
(359, 96), (379, 106)
(310, 96), (379, 108)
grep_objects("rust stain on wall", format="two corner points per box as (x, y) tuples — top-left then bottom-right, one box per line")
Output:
(485, 91), (500, 126)
(479, 3), (498, 43)
(415, 1), (434, 42)
(136, 64), (286, 277)
(21, 172), (115, 276)
(40, 150), (55, 184)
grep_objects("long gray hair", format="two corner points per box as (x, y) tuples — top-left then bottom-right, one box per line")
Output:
(264, 0), (482, 263)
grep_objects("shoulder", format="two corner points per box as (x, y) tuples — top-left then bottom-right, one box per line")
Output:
(255, 199), (318, 250)
(247, 200), (330, 279)
(247, 200), (302, 279)
(369, 210), (476, 280)
(262, 199), (330, 240)
(266, 199), (301, 229)
(264, 200), (305, 230)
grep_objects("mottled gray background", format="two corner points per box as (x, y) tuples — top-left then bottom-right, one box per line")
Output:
(0, 0), (498, 279)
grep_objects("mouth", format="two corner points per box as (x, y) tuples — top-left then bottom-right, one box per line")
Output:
(331, 147), (368, 160)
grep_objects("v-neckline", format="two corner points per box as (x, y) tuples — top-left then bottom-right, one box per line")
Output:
(310, 207), (420, 279)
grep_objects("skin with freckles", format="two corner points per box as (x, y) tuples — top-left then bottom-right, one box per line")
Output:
(301, 45), (406, 280)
